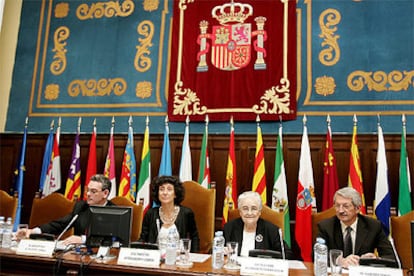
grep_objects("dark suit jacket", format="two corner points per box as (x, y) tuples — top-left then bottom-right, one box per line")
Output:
(40, 200), (115, 236)
(139, 206), (200, 252)
(223, 218), (295, 259)
(317, 214), (396, 260)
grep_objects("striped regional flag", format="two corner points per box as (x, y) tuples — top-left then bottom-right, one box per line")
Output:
(252, 116), (266, 205)
(197, 115), (210, 188)
(137, 117), (151, 214)
(222, 118), (237, 227)
(65, 129), (81, 200)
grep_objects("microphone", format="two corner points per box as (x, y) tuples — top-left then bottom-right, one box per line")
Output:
(388, 236), (401, 269)
(55, 214), (79, 245)
(53, 201), (88, 251)
(278, 228), (285, 260)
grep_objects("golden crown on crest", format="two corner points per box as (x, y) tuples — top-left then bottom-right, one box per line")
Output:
(211, 0), (253, 25)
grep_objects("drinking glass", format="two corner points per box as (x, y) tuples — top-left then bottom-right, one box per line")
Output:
(225, 241), (239, 269)
(15, 224), (29, 241)
(177, 238), (192, 267)
(329, 249), (343, 276)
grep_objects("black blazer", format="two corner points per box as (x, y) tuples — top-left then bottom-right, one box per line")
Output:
(40, 200), (115, 236)
(138, 206), (200, 252)
(317, 214), (396, 260)
(223, 217), (295, 259)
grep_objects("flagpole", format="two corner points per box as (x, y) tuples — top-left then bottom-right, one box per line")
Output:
(13, 117), (29, 231)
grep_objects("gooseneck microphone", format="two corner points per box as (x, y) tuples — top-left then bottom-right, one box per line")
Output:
(54, 214), (79, 247)
(388, 236), (401, 269)
(279, 228), (285, 260)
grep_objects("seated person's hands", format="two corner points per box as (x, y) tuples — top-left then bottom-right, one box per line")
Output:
(61, 235), (83, 246)
(15, 228), (35, 241)
(340, 254), (360, 268)
(360, 252), (377, 259)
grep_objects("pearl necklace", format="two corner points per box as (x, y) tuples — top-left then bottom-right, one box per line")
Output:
(159, 206), (180, 225)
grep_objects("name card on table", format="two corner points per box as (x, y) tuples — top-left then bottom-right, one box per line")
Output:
(16, 239), (55, 257)
(239, 257), (289, 276)
(118, 248), (161, 267)
(349, 265), (403, 276)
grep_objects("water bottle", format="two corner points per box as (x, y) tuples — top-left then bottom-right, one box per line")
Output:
(1, 217), (13, 248)
(165, 228), (180, 265)
(0, 216), (5, 246)
(314, 237), (328, 276)
(212, 231), (225, 269)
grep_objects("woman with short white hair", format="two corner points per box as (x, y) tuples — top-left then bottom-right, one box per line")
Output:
(223, 191), (294, 259)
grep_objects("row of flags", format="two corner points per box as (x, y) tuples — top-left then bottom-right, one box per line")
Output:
(11, 114), (413, 261)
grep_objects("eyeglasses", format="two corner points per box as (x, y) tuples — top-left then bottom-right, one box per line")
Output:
(87, 189), (102, 194)
(334, 203), (354, 210)
(240, 206), (260, 213)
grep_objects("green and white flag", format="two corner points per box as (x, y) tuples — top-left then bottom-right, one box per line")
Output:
(272, 125), (291, 247)
(398, 115), (412, 215)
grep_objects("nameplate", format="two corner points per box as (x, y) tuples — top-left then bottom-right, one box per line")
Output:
(349, 265), (403, 276)
(239, 257), (289, 276)
(118, 248), (161, 267)
(16, 239), (55, 257)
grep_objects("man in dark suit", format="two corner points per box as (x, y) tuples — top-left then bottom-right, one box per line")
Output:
(17, 174), (115, 246)
(317, 187), (396, 268)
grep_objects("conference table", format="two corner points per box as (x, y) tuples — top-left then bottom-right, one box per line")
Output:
(0, 247), (315, 275)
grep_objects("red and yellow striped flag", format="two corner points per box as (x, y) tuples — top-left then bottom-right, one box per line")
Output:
(348, 121), (366, 214)
(222, 120), (237, 227)
(252, 119), (267, 204)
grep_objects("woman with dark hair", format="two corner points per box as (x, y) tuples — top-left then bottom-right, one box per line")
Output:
(138, 175), (200, 253)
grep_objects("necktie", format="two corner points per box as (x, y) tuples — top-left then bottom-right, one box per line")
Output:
(343, 226), (353, 257)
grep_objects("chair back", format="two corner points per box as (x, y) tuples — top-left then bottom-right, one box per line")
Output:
(228, 205), (285, 234)
(111, 196), (143, 241)
(391, 210), (414, 269)
(0, 190), (18, 223)
(181, 180), (216, 253)
(29, 192), (76, 238)
(311, 206), (336, 244)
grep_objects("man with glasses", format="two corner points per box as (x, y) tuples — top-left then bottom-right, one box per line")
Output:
(17, 174), (115, 246)
(223, 191), (294, 259)
(316, 187), (396, 268)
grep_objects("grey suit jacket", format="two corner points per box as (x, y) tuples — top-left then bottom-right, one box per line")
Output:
(317, 214), (396, 260)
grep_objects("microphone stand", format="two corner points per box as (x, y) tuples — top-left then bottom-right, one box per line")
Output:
(278, 228), (286, 260)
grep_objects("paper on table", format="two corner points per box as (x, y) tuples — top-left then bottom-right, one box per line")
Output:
(287, 260), (307, 269)
(189, 253), (211, 263)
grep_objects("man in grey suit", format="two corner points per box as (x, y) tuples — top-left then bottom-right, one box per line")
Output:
(317, 187), (396, 268)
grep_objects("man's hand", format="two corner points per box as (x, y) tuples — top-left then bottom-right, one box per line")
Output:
(15, 228), (33, 240)
(61, 235), (82, 245)
(340, 254), (360, 268)
(361, 253), (377, 259)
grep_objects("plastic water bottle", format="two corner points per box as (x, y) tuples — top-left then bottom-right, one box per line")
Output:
(0, 216), (5, 246)
(1, 217), (13, 248)
(314, 237), (328, 276)
(212, 231), (225, 269)
(165, 228), (179, 265)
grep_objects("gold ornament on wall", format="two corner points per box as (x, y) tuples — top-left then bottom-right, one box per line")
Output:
(134, 20), (154, 72)
(143, 0), (160, 12)
(55, 2), (70, 18)
(136, 81), (152, 99)
(347, 70), (414, 92)
(315, 75), (336, 96)
(44, 84), (60, 100)
(318, 9), (341, 66)
(68, 78), (127, 97)
(50, 26), (70, 75)
(76, 0), (135, 20)
(252, 78), (291, 114)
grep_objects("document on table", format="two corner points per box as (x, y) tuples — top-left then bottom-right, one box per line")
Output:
(287, 260), (307, 269)
(189, 253), (211, 263)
